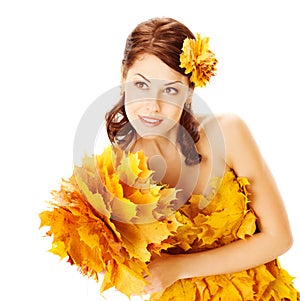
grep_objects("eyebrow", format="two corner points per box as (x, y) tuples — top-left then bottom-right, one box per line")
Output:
(135, 73), (183, 86)
(135, 73), (151, 83)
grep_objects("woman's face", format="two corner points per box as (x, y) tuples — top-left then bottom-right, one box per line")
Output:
(123, 54), (191, 139)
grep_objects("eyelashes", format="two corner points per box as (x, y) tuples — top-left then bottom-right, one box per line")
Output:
(134, 81), (149, 89)
(164, 87), (178, 95)
(133, 81), (179, 95)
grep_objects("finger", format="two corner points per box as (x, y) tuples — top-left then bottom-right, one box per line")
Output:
(144, 280), (163, 295)
(144, 285), (156, 295)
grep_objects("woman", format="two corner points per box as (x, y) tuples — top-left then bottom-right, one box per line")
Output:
(105, 17), (299, 299)
(40, 17), (299, 300)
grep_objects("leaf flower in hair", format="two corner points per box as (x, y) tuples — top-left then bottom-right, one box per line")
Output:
(180, 33), (218, 88)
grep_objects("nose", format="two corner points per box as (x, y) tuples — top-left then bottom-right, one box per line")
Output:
(145, 98), (160, 113)
(144, 88), (161, 113)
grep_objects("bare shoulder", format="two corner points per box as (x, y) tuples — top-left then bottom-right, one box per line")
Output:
(216, 113), (256, 147)
(215, 113), (264, 173)
(197, 113), (260, 171)
(197, 112), (246, 136)
(217, 112), (248, 129)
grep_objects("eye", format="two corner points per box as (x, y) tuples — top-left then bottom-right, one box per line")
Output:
(134, 81), (149, 90)
(163, 87), (178, 95)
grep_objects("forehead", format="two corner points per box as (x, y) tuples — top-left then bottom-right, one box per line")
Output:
(126, 54), (189, 85)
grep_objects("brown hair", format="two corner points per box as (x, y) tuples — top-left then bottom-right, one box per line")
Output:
(106, 17), (202, 165)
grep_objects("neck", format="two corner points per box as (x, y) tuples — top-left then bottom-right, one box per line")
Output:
(132, 135), (177, 157)
(131, 133), (184, 184)
(131, 123), (179, 153)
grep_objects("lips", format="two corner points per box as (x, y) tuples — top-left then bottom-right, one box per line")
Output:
(139, 115), (163, 127)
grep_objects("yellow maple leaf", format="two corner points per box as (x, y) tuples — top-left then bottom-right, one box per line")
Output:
(137, 150), (153, 179)
(230, 272), (256, 300)
(236, 210), (257, 239)
(39, 208), (75, 259)
(95, 145), (115, 175)
(117, 151), (141, 186)
(101, 260), (146, 298)
(263, 263), (298, 300)
(114, 220), (177, 262)
(128, 189), (160, 205)
(151, 279), (197, 301)
(110, 196), (137, 223)
(75, 174), (110, 217)
(249, 264), (276, 299)
(193, 278), (219, 301)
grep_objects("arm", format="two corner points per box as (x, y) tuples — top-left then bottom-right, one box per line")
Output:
(145, 114), (293, 293)
(180, 114), (293, 277)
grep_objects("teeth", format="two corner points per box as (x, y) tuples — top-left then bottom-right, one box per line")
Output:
(143, 117), (159, 123)
(140, 116), (162, 125)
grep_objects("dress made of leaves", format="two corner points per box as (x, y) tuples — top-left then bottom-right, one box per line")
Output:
(39, 145), (300, 301)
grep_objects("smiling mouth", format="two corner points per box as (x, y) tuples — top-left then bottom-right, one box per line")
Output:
(139, 115), (163, 127)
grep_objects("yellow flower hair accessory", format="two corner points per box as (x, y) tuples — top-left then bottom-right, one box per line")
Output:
(180, 33), (218, 88)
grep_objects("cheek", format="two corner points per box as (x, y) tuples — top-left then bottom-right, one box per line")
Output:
(164, 104), (183, 122)
(124, 100), (140, 120)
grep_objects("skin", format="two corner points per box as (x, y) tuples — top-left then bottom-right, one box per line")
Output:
(122, 54), (293, 294)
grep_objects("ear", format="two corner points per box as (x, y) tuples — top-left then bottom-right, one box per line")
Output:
(120, 65), (124, 77)
(120, 66), (125, 95)
(186, 88), (194, 105)
(120, 86), (124, 95)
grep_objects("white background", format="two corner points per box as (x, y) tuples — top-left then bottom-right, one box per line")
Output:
(1, 0), (299, 300)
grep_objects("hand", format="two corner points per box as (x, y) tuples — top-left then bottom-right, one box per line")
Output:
(144, 253), (182, 295)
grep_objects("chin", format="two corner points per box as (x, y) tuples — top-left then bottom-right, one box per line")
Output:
(134, 122), (178, 140)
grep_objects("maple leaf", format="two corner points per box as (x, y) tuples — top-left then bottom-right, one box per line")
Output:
(151, 279), (197, 301)
(117, 151), (142, 186)
(248, 264), (275, 299)
(114, 219), (177, 263)
(128, 189), (160, 205)
(110, 196), (138, 223)
(101, 260), (147, 297)
(75, 173), (110, 218)
(230, 273), (255, 300)
(236, 210), (257, 239)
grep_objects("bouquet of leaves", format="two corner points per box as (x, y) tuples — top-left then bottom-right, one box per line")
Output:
(39, 145), (180, 298)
